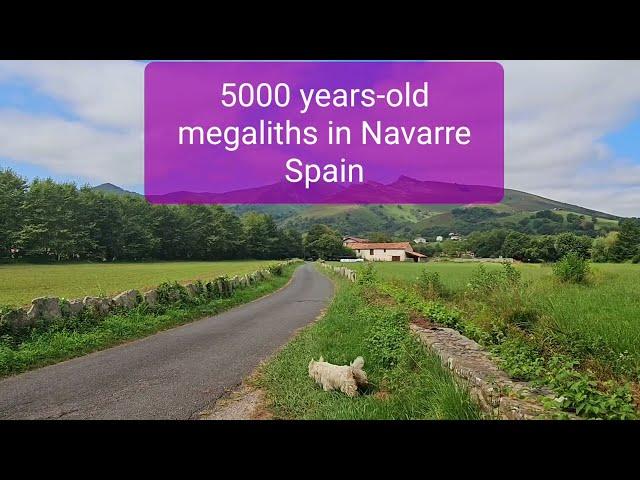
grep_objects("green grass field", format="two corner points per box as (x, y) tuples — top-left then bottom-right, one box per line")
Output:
(332, 261), (640, 376)
(0, 261), (275, 307)
(333, 261), (547, 289)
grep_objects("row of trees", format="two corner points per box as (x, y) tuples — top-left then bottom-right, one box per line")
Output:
(0, 169), (303, 261)
(414, 224), (640, 263)
(419, 208), (610, 239)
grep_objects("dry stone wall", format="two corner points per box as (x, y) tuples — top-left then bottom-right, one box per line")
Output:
(318, 262), (357, 282)
(0, 259), (301, 332)
(410, 324), (573, 419)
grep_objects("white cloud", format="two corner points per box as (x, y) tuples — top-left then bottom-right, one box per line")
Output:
(0, 60), (144, 187)
(502, 60), (640, 216)
(0, 60), (638, 215)
(0, 110), (142, 186)
(0, 60), (143, 130)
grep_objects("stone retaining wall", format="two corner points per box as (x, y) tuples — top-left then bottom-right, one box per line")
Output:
(410, 324), (573, 419)
(0, 259), (301, 332)
(318, 262), (357, 282)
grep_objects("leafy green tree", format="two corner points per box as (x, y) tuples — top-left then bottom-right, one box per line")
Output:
(18, 179), (89, 260)
(554, 232), (592, 259)
(308, 233), (350, 260)
(609, 218), (640, 262)
(591, 231), (618, 263)
(466, 229), (508, 258)
(276, 227), (304, 259)
(206, 206), (245, 259)
(243, 212), (280, 259)
(501, 231), (531, 260)
(0, 168), (26, 257)
(116, 195), (158, 260)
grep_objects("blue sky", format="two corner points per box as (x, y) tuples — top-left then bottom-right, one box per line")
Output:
(603, 116), (640, 161)
(0, 60), (638, 216)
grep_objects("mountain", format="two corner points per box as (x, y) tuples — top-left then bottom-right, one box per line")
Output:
(226, 187), (620, 237)
(92, 183), (142, 197)
(95, 182), (620, 237)
(144, 176), (503, 204)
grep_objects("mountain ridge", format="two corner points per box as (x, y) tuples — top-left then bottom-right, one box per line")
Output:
(92, 183), (620, 237)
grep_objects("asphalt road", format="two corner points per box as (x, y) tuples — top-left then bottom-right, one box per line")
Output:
(0, 263), (333, 419)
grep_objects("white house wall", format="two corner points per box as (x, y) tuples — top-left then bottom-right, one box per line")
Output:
(354, 248), (408, 261)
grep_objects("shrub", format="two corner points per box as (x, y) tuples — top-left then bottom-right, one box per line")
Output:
(156, 281), (190, 305)
(417, 269), (447, 299)
(467, 263), (521, 296)
(553, 252), (591, 284)
(632, 254), (640, 264)
(357, 262), (377, 285)
(493, 336), (545, 381)
(421, 302), (462, 329)
(268, 263), (284, 276)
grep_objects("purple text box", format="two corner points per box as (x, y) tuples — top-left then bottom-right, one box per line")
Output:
(144, 61), (503, 204)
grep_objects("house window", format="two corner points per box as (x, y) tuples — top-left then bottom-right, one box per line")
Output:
(370, 249), (374, 255)
(383, 249), (386, 252)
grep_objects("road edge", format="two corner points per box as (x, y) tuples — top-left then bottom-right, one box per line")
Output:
(198, 264), (334, 420)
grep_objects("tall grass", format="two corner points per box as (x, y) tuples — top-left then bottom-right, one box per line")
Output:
(336, 261), (640, 374)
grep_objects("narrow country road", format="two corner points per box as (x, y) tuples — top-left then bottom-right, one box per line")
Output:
(0, 263), (333, 419)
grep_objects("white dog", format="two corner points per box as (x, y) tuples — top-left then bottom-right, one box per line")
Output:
(308, 356), (368, 397)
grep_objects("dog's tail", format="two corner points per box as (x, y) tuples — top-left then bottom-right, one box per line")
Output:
(350, 356), (368, 387)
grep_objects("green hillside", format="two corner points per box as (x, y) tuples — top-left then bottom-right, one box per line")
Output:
(91, 183), (620, 238)
(226, 188), (620, 238)
(92, 183), (142, 197)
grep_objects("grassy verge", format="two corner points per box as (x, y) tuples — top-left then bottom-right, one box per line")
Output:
(373, 263), (639, 419)
(256, 270), (482, 419)
(0, 264), (298, 377)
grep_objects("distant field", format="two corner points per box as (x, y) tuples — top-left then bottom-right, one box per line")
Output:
(331, 261), (640, 361)
(332, 261), (548, 289)
(0, 261), (275, 307)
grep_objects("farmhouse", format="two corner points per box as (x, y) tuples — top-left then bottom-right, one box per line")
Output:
(347, 242), (427, 262)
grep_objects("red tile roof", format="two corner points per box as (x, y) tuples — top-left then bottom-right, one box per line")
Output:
(347, 242), (414, 251)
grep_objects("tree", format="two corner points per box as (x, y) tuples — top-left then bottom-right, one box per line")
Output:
(501, 231), (531, 260)
(277, 227), (304, 259)
(0, 168), (26, 257)
(206, 206), (246, 259)
(466, 229), (508, 258)
(591, 231), (618, 262)
(308, 233), (351, 260)
(609, 218), (640, 262)
(117, 195), (158, 260)
(243, 212), (280, 259)
(17, 179), (89, 260)
(554, 232), (592, 259)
